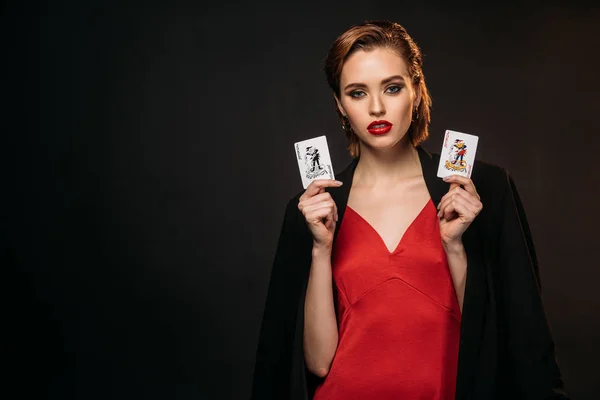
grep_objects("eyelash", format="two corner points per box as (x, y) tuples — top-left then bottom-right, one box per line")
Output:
(348, 85), (403, 98)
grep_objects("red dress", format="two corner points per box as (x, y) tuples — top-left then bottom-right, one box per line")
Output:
(313, 199), (461, 400)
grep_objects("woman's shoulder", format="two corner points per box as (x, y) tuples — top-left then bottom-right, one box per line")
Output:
(470, 157), (514, 200)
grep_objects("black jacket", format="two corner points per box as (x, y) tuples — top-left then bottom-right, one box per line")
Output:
(251, 146), (568, 399)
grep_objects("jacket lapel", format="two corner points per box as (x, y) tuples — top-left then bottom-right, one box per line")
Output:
(325, 156), (357, 241)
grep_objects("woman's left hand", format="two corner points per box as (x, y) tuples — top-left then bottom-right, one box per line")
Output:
(437, 175), (483, 245)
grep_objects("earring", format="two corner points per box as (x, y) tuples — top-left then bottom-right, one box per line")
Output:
(341, 115), (352, 131)
(412, 107), (419, 122)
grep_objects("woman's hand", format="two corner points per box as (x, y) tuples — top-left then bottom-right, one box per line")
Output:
(298, 179), (343, 250)
(437, 175), (483, 246)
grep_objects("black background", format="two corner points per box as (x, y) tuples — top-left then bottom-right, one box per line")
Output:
(4, 1), (600, 399)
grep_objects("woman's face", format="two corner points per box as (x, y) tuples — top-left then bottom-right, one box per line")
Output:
(336, 47), (419, 152)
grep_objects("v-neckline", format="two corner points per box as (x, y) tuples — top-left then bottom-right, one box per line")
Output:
(346, 198), (432, 255)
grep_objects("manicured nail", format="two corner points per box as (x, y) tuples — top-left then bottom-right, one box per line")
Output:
(443, 176), (450, 181)
(335, 180), (343, 185)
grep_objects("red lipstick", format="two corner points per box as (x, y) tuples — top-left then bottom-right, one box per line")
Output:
(367, 120), (393, 135)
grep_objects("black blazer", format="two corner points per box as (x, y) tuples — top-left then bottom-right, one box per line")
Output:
(251, 146), (568, 399)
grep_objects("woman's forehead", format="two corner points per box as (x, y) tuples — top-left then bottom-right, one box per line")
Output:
(341, 47), (410, 84)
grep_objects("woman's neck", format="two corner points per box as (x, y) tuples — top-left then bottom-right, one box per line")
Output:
(352, 139), (422, 188)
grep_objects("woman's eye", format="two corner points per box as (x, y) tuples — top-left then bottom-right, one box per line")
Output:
(349, 91), (365, 98)
(386, 85), (402, 94)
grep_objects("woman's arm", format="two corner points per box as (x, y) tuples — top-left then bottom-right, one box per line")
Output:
(303, 244), (339, 377)
(296, 179), (343, 378)
(437, 176), (483, 313)
(443, 241), (467, 312)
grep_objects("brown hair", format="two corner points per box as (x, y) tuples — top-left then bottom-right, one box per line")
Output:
(324, 20), (432, 158)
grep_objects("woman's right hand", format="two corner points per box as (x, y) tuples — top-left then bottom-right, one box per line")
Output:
(298, 179), (343, 249)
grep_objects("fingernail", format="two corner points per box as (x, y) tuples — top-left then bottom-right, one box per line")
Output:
(436, 202), (440, 210)
(443, 176), (450, 181)
(335, 180), (343, 185)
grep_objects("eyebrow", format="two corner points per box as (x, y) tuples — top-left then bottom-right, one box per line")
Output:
(343, 75), (406, 91)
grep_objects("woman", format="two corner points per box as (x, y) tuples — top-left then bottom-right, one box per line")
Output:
(251, 20), (568, 399)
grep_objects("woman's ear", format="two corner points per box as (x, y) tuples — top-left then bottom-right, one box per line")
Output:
(414, 87), (421, 109)
(334, 94), (346, 117)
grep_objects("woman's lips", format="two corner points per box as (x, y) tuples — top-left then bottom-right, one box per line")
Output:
(367, 120), (393, 135)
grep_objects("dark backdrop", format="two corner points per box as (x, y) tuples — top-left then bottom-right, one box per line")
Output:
(4, 1), (599, 399)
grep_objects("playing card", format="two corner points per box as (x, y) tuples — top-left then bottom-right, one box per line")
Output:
(294, 135), (335, 189)
(437, 130), (479, 179)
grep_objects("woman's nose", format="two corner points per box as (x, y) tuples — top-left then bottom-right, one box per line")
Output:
(369, 95), (385, 117)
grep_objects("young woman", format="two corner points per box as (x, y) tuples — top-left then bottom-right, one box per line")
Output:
(251, 20), (568, 400)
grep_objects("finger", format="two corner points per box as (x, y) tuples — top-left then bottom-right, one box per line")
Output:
(298, 192), (334, 211)
(438, 185), (474, 209)
(438, 190), (465, 213)
(440, 201), (461, 222)
(325, 207), (337, 229)
(442, 175), (480, 200)
(305, 205), (335, 227)
(333, 201), (338, 223)
(302, 200), (336, 217)
(438, 186), (481, 209)
(440, 196), (478, 221)
(308, 202), (337, 229)
(438, 196), (457, 218)
(300, 179), (343, 201)
(325, 217), (336, 230)
(452, 187), (483, 209)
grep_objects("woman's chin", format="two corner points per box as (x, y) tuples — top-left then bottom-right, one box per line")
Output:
(363, 134), (407, 150)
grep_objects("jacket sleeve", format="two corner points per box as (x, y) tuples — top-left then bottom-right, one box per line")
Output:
(497, 170), (569, 399)
(251, 196), (311, 400)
